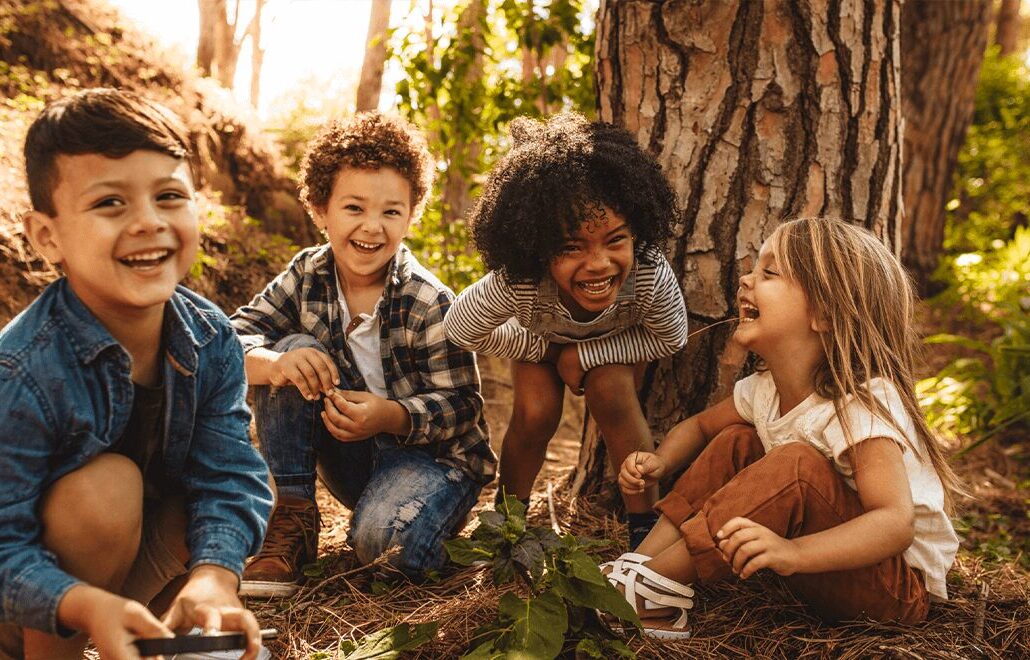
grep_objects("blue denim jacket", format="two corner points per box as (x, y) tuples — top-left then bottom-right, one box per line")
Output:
(0, 280), (273, 634)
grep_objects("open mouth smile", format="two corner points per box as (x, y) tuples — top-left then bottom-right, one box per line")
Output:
(739, 301), (760, 322)
(118, 249), (173, 270)
(351, 239), (384, 254)
(577, 276), (616, 297)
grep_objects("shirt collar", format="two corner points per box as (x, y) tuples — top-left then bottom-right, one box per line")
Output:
(311, 242), (413, 300)
(55, 279), (214, 369)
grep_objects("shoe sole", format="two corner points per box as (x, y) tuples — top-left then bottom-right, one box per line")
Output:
(239, 580), (301, 598)
(642, 627), (692, 640)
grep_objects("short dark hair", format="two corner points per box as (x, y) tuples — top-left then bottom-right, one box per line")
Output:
(24, 88), (193, 215)
(299, 112), (434, 217)
(469, 112), (677, 281)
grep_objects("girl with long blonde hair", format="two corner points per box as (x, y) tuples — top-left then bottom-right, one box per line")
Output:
(603, 217), (962, 639)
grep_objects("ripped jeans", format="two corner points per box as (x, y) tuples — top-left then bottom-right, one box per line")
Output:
(252, 335), (480, 576)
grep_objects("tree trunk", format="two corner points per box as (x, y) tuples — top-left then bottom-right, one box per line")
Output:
(356, 0), (392, 112)
(995, 0), (1022, 56)
(570, 0), (904, 499)
(196, 0), (217, 75)
(900, 0), (991, 295)
(248, 0), (264, 108)
(440, 0), (486, 231)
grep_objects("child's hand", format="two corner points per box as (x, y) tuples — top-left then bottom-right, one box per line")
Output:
(80, 589), (172, 660)
(618, 451), (667, 494)
(716, 517), (802, 579)
(322, 390), (409, 441)
(556, 345), (585, 394)
(162, 565), (262, 660)
(270, 348), (339, 399)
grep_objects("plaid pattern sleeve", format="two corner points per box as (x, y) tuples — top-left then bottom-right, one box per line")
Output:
(229, 246), (324, 352)
(381, 250), (496, 484)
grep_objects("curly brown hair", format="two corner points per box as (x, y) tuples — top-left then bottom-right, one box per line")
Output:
(469, 112), (677, 281)
(300, 111), (434, 217)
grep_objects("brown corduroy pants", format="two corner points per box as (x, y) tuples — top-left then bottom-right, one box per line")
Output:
(654, 424), (930, 624)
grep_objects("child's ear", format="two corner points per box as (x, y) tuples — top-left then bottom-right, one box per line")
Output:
(23, 210), (64, 265)
(810, 313), (830, 333)
(310, 208), (327, 231)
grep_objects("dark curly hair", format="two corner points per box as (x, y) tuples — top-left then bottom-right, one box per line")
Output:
(300, 112), (434, 218)
(469, 112), (677, 281)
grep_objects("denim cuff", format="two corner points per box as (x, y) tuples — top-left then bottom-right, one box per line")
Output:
(187, 525), (253, 578)
(4, 562), (80, 635)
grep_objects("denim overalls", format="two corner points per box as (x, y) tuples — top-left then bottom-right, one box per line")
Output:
(528, 266), (640, 344)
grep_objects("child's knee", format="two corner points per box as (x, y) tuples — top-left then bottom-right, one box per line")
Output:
(583, 364), (637, 416)
(41, 454), (143, 555)
(271, 333), (328, 354)
(509, 395), (562, 438)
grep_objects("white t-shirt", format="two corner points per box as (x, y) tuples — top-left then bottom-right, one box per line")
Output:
(335, 275), (388, 398)
(733, 371), (959, 600)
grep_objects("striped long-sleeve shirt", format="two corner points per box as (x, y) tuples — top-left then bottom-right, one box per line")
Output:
(444, 246), (688, 371)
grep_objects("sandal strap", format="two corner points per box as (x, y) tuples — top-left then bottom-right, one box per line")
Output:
(606, 563), (694, 616)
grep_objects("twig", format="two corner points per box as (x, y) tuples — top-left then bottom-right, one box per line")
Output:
(546, 482), (562, 536)
(973, 580), (989, 641)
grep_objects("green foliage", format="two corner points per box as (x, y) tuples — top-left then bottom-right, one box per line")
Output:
(942, 47), (1030, 255)
(337, 622), (440, 659)
(445, 495), (639, 659)
(388, 0), (596, 291)
(921, 48), (1030, 446)
(919, 227), (1030, 447)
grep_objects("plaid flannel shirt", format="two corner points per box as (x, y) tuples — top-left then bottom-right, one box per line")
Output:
(231, 244), (496, 485)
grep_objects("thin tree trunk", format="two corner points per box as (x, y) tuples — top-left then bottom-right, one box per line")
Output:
(571, 0), (904, 498)
(900, 0), (991, 294)
(249, 0), (264, 108)
(441, 0), (486, 230)
(356, 0), (392, 112)
(196, 0), (217, 75)
(995, 0), (1022, 56)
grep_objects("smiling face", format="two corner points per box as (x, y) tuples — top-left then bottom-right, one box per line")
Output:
(313, 167), (413, 290)
(548, 208), (635, 321)
(735, 239), (823, 356)
(25, 150), (199, 323)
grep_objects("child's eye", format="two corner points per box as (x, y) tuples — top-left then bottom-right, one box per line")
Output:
(763, 268), (779, 277)
(384, 209), (402, 217)
(344, 204), (362, 213)
(559, 244), (580, 254)
(157, 190), (190, 203)
(91, 196), (124, 210)
(609, 234), (630, 245)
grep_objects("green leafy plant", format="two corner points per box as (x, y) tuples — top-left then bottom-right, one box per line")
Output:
(445, 495), (639, 659)
(337, 622), (440, 660)
(919, 227), (1030, 450)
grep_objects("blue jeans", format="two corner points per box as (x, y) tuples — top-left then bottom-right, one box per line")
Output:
(252, 335), (480, 575)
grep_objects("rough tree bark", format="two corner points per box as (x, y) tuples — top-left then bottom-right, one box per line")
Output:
(995, 0), (1022, 56)
(900, 0), (991, 294)
(570, 0), (905, 498)
(356, 0), (392, 112)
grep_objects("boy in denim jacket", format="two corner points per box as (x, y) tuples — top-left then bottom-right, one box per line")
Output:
(0, 89), (274, 659)
(231, 113), (495, 595)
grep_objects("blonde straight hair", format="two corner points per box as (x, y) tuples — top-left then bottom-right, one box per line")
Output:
(768, 217), (964, 512)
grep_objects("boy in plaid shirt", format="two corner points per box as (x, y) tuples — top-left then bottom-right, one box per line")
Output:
(231, 113), (495, 595)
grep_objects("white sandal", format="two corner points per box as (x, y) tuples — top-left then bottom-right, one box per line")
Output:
(604, 555), (695, 640)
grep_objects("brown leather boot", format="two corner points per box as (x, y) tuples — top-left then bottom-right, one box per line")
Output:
(239, 496), (319, 597)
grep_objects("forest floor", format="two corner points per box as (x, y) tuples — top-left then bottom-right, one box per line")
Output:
(248, 353), (1029, 659)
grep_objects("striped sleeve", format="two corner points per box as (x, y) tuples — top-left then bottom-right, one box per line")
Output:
(229, 251), (307, 352)
(443, 270), (549, 363)
(577, 254), (688, 371)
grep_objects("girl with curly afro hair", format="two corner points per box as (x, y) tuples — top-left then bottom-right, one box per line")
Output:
(444, 112), (688, 549)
